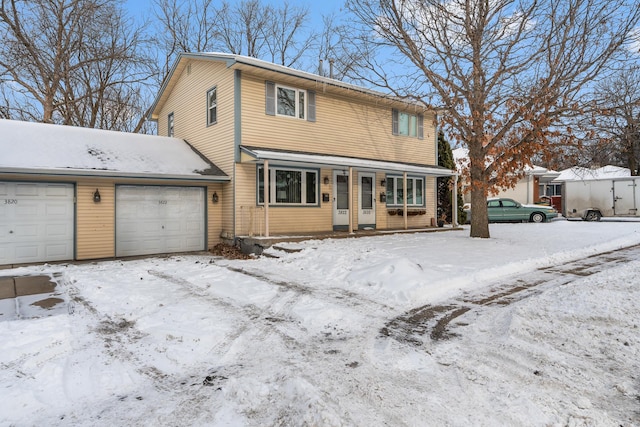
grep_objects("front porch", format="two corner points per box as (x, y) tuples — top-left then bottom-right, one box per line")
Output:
(235, 224), (464, 255)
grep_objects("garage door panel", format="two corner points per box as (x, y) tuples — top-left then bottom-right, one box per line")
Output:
(116, 186), (205, 257)
(15, 245), (39, 261)
(0, 182), (74, 265)
(45, 244), (70, 258)
(46, 223), (71, 238)
(14, 183), (39, 196)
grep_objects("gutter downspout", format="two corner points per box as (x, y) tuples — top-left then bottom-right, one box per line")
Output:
(453, 174), (459, 226)
(264, 159), (270, 237)
(403, 171), (408, 230)
(349, 166), (354, 233)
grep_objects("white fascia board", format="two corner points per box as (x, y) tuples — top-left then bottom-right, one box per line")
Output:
(242, 148), (456, 177)
(0, 167), (231, 182)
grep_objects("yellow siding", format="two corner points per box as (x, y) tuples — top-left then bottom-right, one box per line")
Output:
(234, 163), (333, 235)
(76, 180), (115, 260)
(240, 74), (437, 166)
(153, 58), (442, 238)
(206, 184), (224, 246)
(155, 60), (237, 237)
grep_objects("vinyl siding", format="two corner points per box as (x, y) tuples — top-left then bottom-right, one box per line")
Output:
(239, 74), (436, 166)
(76, 180), (115, 260)
(234, 163), (333, 235)
(155, 60), (236, 237)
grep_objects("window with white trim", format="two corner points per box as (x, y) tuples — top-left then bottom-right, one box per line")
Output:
(386, 176), (424, 206)
(265, 81), (316, 121)
(277, 84), (306, 119)
(392, 109), (424, 139)
(258, 166), (318, 205)
(168, 112), (174, 137)
(207, 86), (217, 126)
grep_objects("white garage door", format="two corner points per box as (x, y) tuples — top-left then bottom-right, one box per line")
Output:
(116, 186), (206, 257)
(0, 182), (74, 265)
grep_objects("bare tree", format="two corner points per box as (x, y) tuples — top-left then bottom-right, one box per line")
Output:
(0, 0), (155, 131)
(152, 0), (362, 79)
(214, 0), (272, 57)
(262, 2), (313, 67)
(345, 0), (640, 238)
(152, 0), (218, 80)
(591, 66), (640, 174)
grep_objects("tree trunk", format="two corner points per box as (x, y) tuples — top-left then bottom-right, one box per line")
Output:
(469, 145), (490, 238)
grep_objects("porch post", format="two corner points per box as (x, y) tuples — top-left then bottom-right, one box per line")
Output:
(264, 159), (270, 237)
(403, 171), (408, 230)
(348, 166), (354, 233)
(453, 174), (459, 227)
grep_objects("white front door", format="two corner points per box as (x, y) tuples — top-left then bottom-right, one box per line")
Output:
(358, 173), (376, 227)
(332, 170), (350, 229)
(0, 181), (74, 265)
(116, 185), (205, 257)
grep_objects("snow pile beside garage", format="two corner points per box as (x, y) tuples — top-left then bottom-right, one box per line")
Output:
(0, 118), (216, 176)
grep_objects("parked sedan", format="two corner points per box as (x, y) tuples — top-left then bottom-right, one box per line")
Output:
(486, 198), (558, 223)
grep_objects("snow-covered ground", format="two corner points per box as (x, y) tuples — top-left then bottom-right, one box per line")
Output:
(1, 220), (639, 426)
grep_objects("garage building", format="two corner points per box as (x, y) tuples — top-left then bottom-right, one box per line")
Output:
(0, 119), (228, 267)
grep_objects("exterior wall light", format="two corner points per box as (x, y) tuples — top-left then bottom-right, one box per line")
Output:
(93, 189), (101, 203)
(212, 192), (219, 203)
(323, 176), (330, 185)
(381, 179), (386, 187)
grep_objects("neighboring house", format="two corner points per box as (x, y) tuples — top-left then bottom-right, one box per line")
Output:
(453, 147), (559, 206)
(149, 52), (456, 242)
(0, 119), (228, 266)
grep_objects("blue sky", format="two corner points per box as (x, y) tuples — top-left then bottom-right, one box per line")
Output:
(124, 0), (347, 31)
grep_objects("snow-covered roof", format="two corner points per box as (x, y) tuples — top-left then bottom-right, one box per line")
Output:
(0, 119), (228, 181)
(150, 52), (441, 121)
(240, 146), (456, 176)
(452, 146), (553, 177)
(553, 165), (630, 182)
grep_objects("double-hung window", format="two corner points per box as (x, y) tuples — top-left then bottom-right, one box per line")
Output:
(392, 109), (424, 139)
(207, 86), (217, 126)
(265, 81), (316, 122)
(386, 176), (424, 206)
(258, 166), (318, 205)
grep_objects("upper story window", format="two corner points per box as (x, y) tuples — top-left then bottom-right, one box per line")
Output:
(258, 166), (318, 206)
(265, 81), (316, 122)
(386, 175), (425, 206)
(207, 86), (217, 126)
(392, 109), (424, 139)
(277, 85), (306, 119)
(168, 112), (174, 137)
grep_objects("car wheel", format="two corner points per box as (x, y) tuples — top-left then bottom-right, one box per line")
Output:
(530, 212), (545, 223)
(585, 210), (602, 222)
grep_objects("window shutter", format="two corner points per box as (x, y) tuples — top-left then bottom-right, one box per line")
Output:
(265, 81), (275, 115)
(307, 90), (316, 122)
(392, 109), (399, 135)
(417, 114), (424, 139)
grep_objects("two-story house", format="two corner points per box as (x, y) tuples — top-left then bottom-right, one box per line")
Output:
(0, 52), (457, 267)
(149, 52), (456, 243)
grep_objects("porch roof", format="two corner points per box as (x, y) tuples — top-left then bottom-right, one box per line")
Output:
(239, 146), (456, 177)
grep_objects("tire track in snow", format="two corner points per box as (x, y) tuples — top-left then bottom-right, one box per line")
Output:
(381, 243), (640, 346)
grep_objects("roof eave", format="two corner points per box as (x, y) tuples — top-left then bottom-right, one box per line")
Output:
(0, 167), (231, 182)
